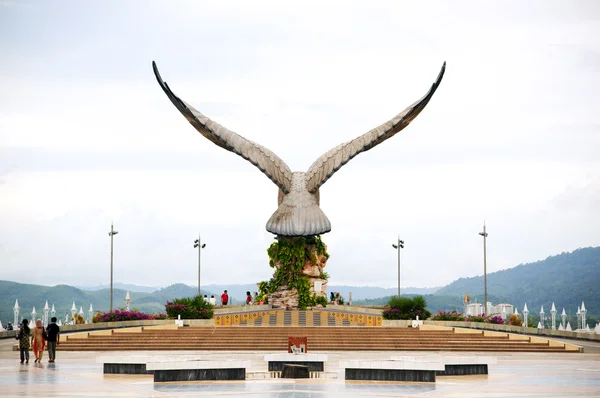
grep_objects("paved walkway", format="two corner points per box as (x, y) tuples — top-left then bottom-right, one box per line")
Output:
(0, 339), (599, 397)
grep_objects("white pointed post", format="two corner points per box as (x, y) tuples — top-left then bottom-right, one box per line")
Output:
(566, 322), (572, 332)
(576, 306), (581, 330)
(581, 301), (587, 330)
(550, 303), (557, 330)
(523, 304), (529, 327)
(79, 306), (85, 323)
(539, 306), (544, 329)
(70, 302), (77, 325)
(43, 301), (50, 327)
(31, 307), (37, 323)
(51, 304), (56, 320)
(125, 291), (131, 311)
(64, 313), (69, 324)
(89, 304), (94, 323)
(58, 320), (62, 327)
(514, 307), (519, 316)
(561, 309), (567, 329)
(13, 299), (20, 326)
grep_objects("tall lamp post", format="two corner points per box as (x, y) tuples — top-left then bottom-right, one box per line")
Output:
(194, 235), (207, 296)
(108, 223), (119, 312)
(478, 223), (488, 314)
(51, 304), (56, 320)
(391, 236), (404, 297)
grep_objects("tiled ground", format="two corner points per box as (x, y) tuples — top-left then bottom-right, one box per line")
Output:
(1, 339), (599, 397)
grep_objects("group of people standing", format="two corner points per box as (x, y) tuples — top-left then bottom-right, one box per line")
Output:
(16, 317), (60, 364)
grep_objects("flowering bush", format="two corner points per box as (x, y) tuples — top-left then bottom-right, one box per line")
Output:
(462, 313), (506, 324)
(382, 296), (432, 320)
(92, 309), (167, 323)
(165, 295), (214, 319)
(431, 310), (465, 321)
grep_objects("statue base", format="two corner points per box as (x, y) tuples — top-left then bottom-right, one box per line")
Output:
(261, 236), (329, 310)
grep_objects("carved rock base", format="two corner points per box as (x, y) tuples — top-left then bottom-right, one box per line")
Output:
(266, 238), (329, 310)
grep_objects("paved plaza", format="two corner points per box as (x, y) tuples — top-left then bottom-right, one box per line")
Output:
(0, 338), (599, 397)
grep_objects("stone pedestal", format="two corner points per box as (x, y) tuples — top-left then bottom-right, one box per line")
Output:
(266, 238), (329, 309)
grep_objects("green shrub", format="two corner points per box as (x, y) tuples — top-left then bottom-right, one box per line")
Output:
(165, 295), (214, 319)
(383, 295), (432, 320)
(314, 295), (328, 307)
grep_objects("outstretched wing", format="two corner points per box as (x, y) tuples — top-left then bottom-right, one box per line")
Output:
(305, 62), (446, 194)
(153, 61), (292, 193)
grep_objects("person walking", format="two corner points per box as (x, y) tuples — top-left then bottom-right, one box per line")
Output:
(221, 290), (229, 306)
(46, 317), (60, 363)
(17, 319), (31, 364)
(31, 319), (46, 363)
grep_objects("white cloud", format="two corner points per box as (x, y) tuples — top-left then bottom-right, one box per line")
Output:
(1, 0), (599, 289)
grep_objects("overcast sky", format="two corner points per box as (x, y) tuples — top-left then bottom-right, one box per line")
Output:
(1, 0), (599, 290)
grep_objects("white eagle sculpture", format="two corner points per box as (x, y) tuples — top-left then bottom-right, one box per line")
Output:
(153, 61), (445, 237)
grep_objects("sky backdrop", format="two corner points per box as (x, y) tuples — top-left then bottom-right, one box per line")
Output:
(1, 0), (599, 289)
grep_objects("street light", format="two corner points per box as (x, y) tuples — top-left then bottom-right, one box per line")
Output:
(194, 235), (207, 296)
(108, 223), (119, 312)
(478, 223), (488, 314)
(391, 236), (404, 297)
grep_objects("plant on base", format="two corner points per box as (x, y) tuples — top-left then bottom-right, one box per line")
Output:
(258, 235), (329, 310)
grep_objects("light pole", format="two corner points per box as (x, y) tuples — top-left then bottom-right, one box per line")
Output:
(391, 236), (404, 297)
(51, 304), (56, 320)
(194, 235), (206, 296)
(539, 305), (544, 329)
(89, 304), (93, 323)
(478, 223), (488, 314)
(560, 308), (567, 329)
(581, 301), (587, 330)
(31, 307), (37, 323)
(523, 303), (529, 327)
(108, 223), (119, 312)
(550, 302), (557, 330)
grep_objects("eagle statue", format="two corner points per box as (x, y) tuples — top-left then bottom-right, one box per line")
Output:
(153, 61), (445, 237)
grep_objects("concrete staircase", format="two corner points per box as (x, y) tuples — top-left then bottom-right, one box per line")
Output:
(58, 326), (576, 352)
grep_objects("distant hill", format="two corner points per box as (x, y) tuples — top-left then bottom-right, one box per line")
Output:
(1, 247), (597, 326)
(0, 281), (220, 325)
(435, 247), (600, 320)
(76, 283), (160, 293)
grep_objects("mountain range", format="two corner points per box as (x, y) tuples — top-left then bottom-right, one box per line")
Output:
(1, 247), (598, 326)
